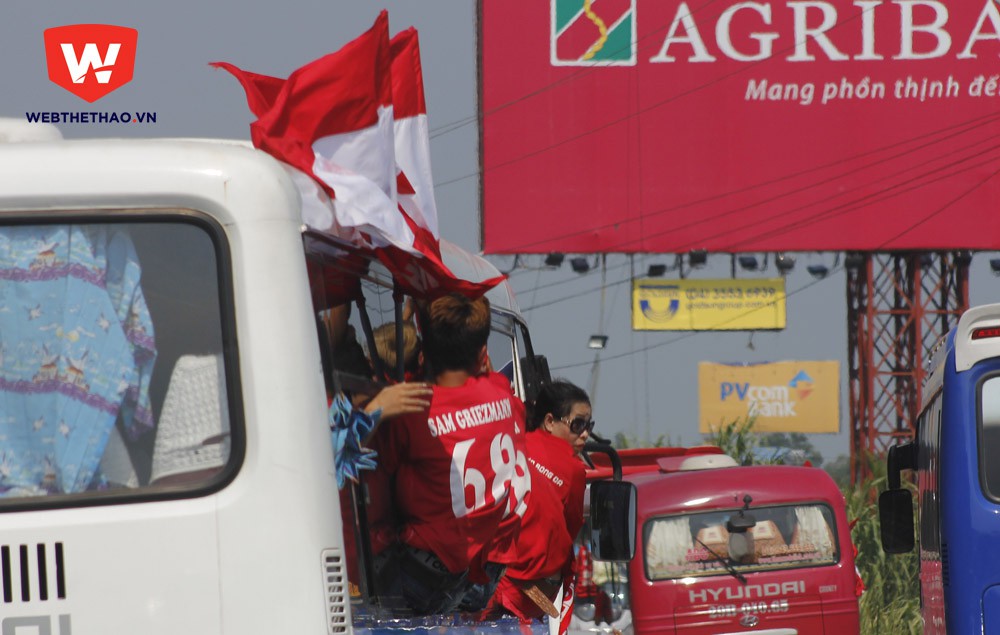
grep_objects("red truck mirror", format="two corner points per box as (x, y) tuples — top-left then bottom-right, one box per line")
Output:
(589, 480), (637, 562)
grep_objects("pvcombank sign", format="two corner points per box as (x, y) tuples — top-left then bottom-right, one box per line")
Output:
(698, 361), (840, 433)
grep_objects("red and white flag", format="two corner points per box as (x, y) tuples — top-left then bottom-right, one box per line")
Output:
(390, 27), (439, 240)
(208, 64), (283, 119)
(212, 12), (501, 298)
(557, 571), (577, 635)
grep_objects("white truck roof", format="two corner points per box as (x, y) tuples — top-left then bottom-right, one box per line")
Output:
(0, 136), (517, 317)
(0, 117), (63, 143)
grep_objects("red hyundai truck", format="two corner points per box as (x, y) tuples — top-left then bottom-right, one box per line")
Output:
(572, 447), (861, 635)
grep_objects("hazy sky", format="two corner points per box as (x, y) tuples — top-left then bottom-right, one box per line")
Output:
(4, 1), (999, 462)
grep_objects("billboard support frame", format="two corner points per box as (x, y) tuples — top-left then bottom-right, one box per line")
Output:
(847, 251), (969, 483)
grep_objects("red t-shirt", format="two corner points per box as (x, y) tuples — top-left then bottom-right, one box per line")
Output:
(494, 429), (587, 582)
(486, 430), (587, 620)
(375, 372), (530, 576)
(525, 429), (587, 541)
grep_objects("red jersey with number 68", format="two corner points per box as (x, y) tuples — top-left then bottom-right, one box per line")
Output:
(377, 371), (531, 575)
(493, 429), (586, 583)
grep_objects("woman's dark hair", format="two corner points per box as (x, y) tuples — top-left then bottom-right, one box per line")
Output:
(527, 380), (590, 431)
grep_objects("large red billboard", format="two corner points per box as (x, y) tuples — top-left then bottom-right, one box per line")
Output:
(479, 0), (1000, 254)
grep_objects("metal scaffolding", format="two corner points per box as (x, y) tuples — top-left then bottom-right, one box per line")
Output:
(846, 252), (969, 483)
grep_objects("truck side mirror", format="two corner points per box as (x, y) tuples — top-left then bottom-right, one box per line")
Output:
(879, 488), (915, 553)
(887, 442), (916, 489)
(589, 480), (637, 561)
(520, 354), (551, 404)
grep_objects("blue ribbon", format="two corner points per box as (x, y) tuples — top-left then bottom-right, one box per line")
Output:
(329, 393), (379, 489)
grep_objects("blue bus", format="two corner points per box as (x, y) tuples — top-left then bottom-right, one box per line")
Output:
(880, 303), (1000, 635)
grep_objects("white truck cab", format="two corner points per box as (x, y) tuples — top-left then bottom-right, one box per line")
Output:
(0, 137), (553, 635)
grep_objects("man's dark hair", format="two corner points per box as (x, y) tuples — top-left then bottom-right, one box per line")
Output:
(527, 380), (590, 431)
(331, 327), (373, 379)
(417, 294), (491, 374)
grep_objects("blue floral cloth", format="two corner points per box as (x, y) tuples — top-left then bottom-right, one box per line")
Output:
(0, 225), (156, 495)
(328, 393), (378, 489)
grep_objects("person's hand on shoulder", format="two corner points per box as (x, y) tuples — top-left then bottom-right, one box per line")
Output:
(365, 382), (433, 420)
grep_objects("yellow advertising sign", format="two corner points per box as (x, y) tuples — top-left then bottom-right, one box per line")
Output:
(698, 361), (840, 434)
(632, 278), (786, 331)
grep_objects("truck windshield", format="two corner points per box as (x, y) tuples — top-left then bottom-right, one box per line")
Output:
(0, 218), (234, 501)
(644, 503), (839, 580)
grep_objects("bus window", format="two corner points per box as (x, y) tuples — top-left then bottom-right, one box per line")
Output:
(644, 504), (839, 580)
(980, 377), (1000, 497)
(917, 398), (942, 556)
(305, 252), (387, 609)
(304, 239), (545, 625)
(0, 218), (237, 503)
(488, 311), (516, 383)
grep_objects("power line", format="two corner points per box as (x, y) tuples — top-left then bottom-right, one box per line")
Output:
(429, 0), (736, 140)
(459, 42), (1000, 293)
(549, 153), (1000, 371)
(500, 133), (1000, 303)
(480, 111), (1000, 254)
(609, 137), (1000, 252)
(876, 165), (1000, 248)
(517, 138), (992, 308)
(551, 264), (842, 371)
(436, 2), (876, 189)
(521, 272), (630, 313)
(423, 13), (1000, 262)
(722, 147), (1000, 252)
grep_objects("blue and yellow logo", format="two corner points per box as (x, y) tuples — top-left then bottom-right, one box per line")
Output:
(789, 370), (814, 401)
(638, 283), (680, 323)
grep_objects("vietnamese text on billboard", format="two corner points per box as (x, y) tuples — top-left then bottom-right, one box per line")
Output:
(481, 1), (1000, 254)
(633, 278), (786, 331)
(698, 360), (840, 434)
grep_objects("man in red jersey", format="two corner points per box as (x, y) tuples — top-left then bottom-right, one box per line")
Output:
(371, 293), (530, 615)
(481, 380), (592, 623)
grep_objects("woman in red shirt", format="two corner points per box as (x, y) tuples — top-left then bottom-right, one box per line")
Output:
(482, 380), (593, 622)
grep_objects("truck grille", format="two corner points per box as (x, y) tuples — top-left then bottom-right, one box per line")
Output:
(1, 542), (65, 604)
(322, 549), (349, 634)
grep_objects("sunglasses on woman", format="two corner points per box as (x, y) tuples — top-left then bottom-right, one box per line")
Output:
(560, 415), (595, 435)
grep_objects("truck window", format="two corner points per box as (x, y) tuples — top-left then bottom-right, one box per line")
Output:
(488, 311), (518, 383)
(0, 218), (237, 503)
(644, 503), (839, 580)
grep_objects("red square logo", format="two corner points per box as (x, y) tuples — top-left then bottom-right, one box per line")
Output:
(44, 24), (138, 103)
